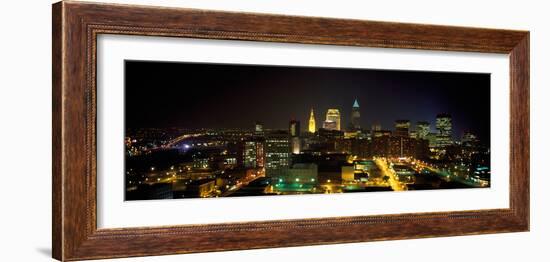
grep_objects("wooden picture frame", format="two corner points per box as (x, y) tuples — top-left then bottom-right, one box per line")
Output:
(52, 1), (529, 261)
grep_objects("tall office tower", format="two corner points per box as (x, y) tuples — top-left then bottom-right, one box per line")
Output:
(461, 131), (479, 147)
(308, 108), (316, 133)
(255, 121), (263, 134)
(242, 140), (265, 168)
(289, 120), (301, 137)
(290, 137), (301, 154)
(265, 131), (291, 176)
(416, 121), (431, 140)
(326, 109), (341, 131)
(371, 122), (382, 132)
(322, 120), (337, 130)
(394, 120), (410, 137)
(436, 113), (453, 147)
(461, 131), (480, 158)
(289, 119), (301, 154)
(350, 99), (361, 130)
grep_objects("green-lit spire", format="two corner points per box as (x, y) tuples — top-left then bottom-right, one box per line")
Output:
(353, 99), (359, 108)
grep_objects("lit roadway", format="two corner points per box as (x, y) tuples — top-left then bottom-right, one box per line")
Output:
(374, 157), (406, 191)
(148, 172), (265, 197)
(412, 161), (486, 188)
(221, 174), (263, 197)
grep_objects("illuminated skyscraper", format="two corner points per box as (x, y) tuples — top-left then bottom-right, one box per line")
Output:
(289, 120), (301, 137)
(461, 131), (480, 158)
(326, 109), (341, 131)
(290, 137), (301, 154)
(416, 121), (431, 140)
(242, 140), (265, 168)
(394, 120), (410, 137)
(461, 131), (479, 146)
(350, 99), (361, 130)
(371, 122), (382, 131)
(308, 108), (316, 133)
(322, 120), (337, 130)
(289, 120), (301, 154)
(265, 131), (291, 176)
(255, 121), (263, 134)
(436, 113), (452, 147)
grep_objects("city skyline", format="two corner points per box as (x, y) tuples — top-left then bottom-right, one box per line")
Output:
(124, 60), (491, 200)
(125, 61), (490, 143)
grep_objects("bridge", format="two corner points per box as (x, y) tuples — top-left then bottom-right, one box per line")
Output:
(165, 133), (204, 148)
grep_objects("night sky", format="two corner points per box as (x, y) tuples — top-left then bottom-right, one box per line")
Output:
(125, 60), (490, 143)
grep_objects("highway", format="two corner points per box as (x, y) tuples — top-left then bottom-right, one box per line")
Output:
(221, 174), (264, 197)
(413, 161), (486, 188)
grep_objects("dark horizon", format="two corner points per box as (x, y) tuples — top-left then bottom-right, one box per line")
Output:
(125, 60), (490, 143)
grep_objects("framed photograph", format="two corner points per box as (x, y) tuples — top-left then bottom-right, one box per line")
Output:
(52, 1), (529, 261)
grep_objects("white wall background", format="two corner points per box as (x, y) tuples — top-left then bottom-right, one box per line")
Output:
(0, 0), (546, 261)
